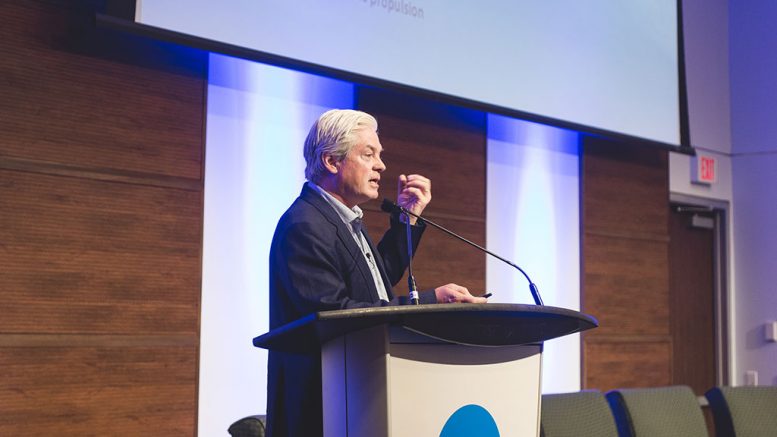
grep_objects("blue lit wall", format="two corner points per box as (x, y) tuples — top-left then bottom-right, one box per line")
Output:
(486, 114), (581, 393)
(199, 55), (582, 433)
(199, 54), (354, 436)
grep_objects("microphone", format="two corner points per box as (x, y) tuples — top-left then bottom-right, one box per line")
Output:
(382, 200), (420, 304)
(381, 199), (544, 306)
(402, 205), (421, 305)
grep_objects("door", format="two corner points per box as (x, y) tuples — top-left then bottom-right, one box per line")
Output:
(668, 204), (725, 395)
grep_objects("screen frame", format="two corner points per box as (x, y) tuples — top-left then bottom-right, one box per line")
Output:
(96, 0), (694, 154)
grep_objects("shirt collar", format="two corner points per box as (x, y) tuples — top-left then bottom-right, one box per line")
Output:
(307, 181), (363, 226)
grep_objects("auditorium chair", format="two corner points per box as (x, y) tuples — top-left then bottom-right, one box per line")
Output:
(228, 414), (266, 437)
(705, 386), (777, 437)
(540, 390), (618, 437)
(606, 385), (709, 437)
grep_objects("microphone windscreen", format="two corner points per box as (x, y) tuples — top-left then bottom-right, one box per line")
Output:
(381, 198), (397, 214)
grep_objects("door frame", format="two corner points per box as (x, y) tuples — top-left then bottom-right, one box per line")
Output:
(670, 192), (730, 387)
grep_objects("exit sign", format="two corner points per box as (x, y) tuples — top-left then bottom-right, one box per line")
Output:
(691, 153), (717, 185)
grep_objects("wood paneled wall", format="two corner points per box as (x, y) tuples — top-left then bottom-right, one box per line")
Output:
(0, 1), (207, 435)
(357, 87), (488, 296)
(581, 138), (672, 390)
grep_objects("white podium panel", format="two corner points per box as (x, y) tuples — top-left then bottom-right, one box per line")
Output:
(322, 325), (542, 437)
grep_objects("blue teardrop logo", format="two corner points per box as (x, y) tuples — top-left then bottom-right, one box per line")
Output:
(439, 404), (500, 437)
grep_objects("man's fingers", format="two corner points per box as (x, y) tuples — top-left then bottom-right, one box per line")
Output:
(435, 283), (488, 304)
(401, 186), (427, 200)
(398, 174), (408, 189)
(399, 174), (430, 190)
(454, 294), (486, 304)
(403, 176), (430, 191)
(404, 174), (430, 184)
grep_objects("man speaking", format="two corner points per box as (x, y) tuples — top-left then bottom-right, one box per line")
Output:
(266, 109), (486, 436)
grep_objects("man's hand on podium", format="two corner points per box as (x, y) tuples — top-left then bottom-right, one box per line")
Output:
(434, 283), (488, 304)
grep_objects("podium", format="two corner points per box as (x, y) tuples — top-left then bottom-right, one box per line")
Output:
(253, 303), (597, 436)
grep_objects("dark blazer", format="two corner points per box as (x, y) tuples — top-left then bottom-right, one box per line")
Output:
(266, 184), (434, 437)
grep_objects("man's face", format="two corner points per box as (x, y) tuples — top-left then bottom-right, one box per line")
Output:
(333, 128), (386, 207)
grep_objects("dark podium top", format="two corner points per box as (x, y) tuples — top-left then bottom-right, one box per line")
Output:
(253, 304), (598, 353)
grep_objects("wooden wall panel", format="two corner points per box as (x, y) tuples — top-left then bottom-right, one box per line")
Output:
(0, 1), (204, 180)
(0, 344), (196, 435)
(409, 218), (486, 292)
(583, 142), (668, 237)
(0, 170), (202, 334)
(584, 340), (672, 391)
(358, 88), (487, 219)
(581, 138), (671, 390)
(0, 1), (206, 434)
(584, 234), (669, 336)
(357, 87), (488, 295)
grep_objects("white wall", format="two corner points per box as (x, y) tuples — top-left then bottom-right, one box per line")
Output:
(671, 0), (732, 202)
(199, 54), (354, 436)
(729, 1), (777, 386)
(682, 0), (732, 155)
(730, 154), (777, 386)
(676, 0), (777, 387)
(486, 114), (581, 394)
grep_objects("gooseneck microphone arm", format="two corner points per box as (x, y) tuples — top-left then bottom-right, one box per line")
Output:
(381, 199), (544, 306)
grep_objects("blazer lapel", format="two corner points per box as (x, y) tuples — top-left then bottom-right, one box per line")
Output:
(299, 185), (382, 301)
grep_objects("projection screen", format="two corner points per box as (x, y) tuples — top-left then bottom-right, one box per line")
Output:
(133, 0), (685, 147)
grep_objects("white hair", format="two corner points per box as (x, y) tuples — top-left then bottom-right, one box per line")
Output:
(304, 109), (378, 183)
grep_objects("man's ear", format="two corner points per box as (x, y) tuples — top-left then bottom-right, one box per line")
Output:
(322, 153), (339, 174)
